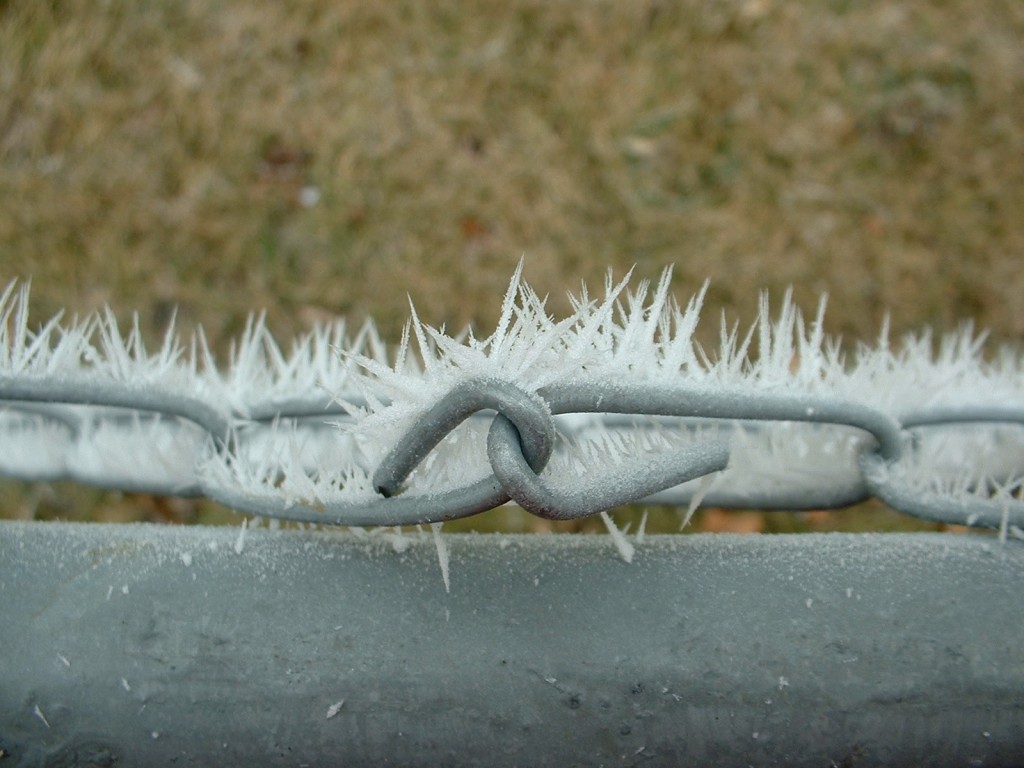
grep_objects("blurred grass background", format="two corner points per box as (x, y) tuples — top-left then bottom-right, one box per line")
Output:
(1, 0), (1021, 533)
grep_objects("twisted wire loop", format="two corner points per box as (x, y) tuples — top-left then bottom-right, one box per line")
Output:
(198, 382), (554, 528)
(373, 379), (554, 498)
(487, 414), (730, 520)
(2, 372), (1024, 532)
(487, 380), (902, 520)
(175, 379), (553, 529)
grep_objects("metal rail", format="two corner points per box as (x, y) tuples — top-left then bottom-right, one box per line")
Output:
(1, 521), (1022, 767)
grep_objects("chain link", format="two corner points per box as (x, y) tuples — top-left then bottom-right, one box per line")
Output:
(2, 275), (1023, 533)
(2, 370), (1023, 533)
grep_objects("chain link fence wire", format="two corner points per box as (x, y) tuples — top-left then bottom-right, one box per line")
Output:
(2, 269), (1023, 536)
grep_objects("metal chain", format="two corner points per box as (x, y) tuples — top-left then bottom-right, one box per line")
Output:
(2, 371), (1023, 533)
(2, 274), (1022, 532)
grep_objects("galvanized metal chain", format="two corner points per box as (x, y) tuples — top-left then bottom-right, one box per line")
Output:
(2, 273), (1022, 533)
(2, 370), (1023, 534)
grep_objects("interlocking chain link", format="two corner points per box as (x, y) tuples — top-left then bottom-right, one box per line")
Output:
(2, 370), (1023, 533)
(2, 274), (1023, 533)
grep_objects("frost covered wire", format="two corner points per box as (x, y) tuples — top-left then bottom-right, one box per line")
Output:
(1, 269), (1023, 535)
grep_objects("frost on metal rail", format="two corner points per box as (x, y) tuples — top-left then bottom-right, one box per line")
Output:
(1, 267), (1023, 534)
(2, 523), (1023, 766)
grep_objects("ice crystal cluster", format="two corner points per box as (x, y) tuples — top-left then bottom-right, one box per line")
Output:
(1, 265), (1022, 525)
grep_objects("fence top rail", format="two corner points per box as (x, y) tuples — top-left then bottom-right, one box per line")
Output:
(3, 519), (1023, 766)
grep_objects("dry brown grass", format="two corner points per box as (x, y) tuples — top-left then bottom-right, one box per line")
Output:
(1, 0), (1022, 530)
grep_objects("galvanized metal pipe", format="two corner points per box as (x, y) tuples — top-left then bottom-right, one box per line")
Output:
(1, 521), (1022, 767)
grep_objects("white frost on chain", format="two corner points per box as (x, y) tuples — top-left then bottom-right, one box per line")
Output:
(69, 414), (203, 491)
(681, 473), (717, 531)
(0, 412), (70, 479)
(340, 264), (1024, 509)
(0, 280), (378, 415)
(198, 419), (379, 507)
(1, 266), (1023, 514)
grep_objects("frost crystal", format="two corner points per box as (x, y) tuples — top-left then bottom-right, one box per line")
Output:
(234, 519), (248, 555)
(600, 511), (636, 563)
(430, 522), (451, 593)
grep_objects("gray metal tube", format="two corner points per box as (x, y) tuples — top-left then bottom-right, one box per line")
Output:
(1, 521), (1022, 767)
